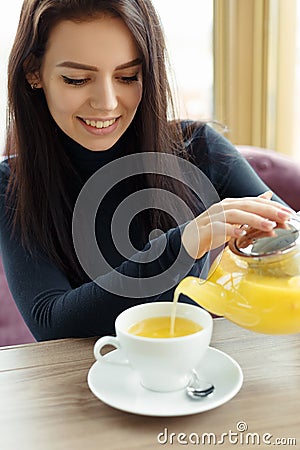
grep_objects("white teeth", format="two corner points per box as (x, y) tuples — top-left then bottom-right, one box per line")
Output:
(84, 118), (116, 128)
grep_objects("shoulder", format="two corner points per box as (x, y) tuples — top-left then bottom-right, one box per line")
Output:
(180, 121), (252, 194)
(181, 120), (239, 156)
(181, 121), (242, 168)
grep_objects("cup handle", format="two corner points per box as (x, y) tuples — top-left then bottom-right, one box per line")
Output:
(93, 336), (129, 365)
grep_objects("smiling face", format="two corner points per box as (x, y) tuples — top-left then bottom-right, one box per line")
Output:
(35, 16), (143, 151)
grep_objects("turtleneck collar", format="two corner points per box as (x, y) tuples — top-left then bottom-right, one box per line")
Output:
(58, 128), (133, 179)
(60, 130), (125, 163)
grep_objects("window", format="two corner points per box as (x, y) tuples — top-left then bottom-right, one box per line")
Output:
(151, 0), (214, 121)
(214, 0), (300, 162)
(292, 0), (300, 162)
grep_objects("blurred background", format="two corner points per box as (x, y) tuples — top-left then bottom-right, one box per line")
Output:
(1, 0), (300, 160)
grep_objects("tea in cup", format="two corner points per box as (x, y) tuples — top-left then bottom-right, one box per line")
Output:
(128, 315), (203, 338)
(93, 302), (213, 392)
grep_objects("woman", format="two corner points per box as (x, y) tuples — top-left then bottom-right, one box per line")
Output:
(0, 0), (291, 340)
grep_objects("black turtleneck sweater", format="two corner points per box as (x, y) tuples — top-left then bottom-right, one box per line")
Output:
(0, 123), (280, 340)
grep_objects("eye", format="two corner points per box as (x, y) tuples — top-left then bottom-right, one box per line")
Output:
(61, 75), (89, 86)
(119, 74), (139, 84)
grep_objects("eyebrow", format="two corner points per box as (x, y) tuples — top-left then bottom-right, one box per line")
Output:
(56, 58), (142, 71)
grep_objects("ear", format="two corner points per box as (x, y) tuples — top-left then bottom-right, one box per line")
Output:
(23, 54), (42, 89)
(25, 71), (42, 89)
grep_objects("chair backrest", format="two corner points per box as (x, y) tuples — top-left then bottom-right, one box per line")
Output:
(0, 258), (35, 346)
(237, 145), (300, 211)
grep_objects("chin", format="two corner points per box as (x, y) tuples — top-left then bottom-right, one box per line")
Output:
(82, 139), (119, 152)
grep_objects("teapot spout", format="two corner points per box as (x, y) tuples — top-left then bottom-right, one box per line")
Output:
(175, 276), (227, 317)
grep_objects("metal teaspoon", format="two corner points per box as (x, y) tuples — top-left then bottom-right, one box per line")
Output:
(186, 369), (215, 399)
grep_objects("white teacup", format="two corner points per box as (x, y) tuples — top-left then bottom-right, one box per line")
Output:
(93, 302), (213, 392)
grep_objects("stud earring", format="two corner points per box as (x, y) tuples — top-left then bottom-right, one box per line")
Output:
(31, 82), (39, 90)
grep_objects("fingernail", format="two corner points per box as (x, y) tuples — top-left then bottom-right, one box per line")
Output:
(234, 228), (247, 237)
(277, 211), (291, 220)
(260, 191), (273, 199)
(262, 220), (277, 229)
(265, 190), (273, 197)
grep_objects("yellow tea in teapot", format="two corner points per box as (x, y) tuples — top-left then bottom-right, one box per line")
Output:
(173, 249), (300, 334)
(128, 316), (202, 338)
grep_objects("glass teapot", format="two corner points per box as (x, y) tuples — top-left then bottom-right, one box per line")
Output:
(175, 215), (300, 334)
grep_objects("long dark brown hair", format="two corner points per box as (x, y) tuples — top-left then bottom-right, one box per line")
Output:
(5, 0), (200, 284)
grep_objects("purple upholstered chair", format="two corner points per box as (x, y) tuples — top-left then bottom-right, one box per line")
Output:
(237, 145), (300, 211)
(0, 258), (35, 346)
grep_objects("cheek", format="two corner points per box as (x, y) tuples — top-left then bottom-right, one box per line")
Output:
(46, 89), (83, 119)
(42, 78), (83, 118)
(126, 83), (143, 111)
(136, 83), (143, 105)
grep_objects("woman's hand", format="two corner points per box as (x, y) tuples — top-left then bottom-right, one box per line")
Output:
(182, 191), (293, 259)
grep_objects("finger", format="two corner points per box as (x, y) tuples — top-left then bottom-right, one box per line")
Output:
(219, 198), (292, 222)
(221, 209), (278, 231)
(257, 192), (295, 215)
(207, 203), (288, 230)
(259, 190), (273, 200)
(205, 222), (246, 252)
(209, 204), (286, 227)
(221, 196), (293, 214)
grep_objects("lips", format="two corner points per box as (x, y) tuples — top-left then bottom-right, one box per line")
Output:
(77, 115), (120, 136)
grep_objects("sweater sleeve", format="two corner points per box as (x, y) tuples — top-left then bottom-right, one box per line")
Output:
(0, 162), (196, 340)
(189, 124), (285, 204)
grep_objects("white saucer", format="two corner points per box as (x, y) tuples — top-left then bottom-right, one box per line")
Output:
(87, 347), (243, 417)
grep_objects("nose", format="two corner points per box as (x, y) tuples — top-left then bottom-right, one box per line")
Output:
(89, 76), (118, 112)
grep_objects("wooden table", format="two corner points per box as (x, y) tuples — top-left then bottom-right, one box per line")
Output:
(0, 318), (299, 450)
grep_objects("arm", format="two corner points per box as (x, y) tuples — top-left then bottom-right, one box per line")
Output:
(187, 123), (286, 201)
(182, 125), (293, 259)
(0, 163), (195, 340)
(0, 223), (195, 341)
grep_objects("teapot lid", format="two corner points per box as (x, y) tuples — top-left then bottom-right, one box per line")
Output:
(229, 215), (300, 258)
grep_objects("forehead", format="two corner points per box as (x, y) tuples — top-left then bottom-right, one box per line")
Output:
(43, 16), (140, 69)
